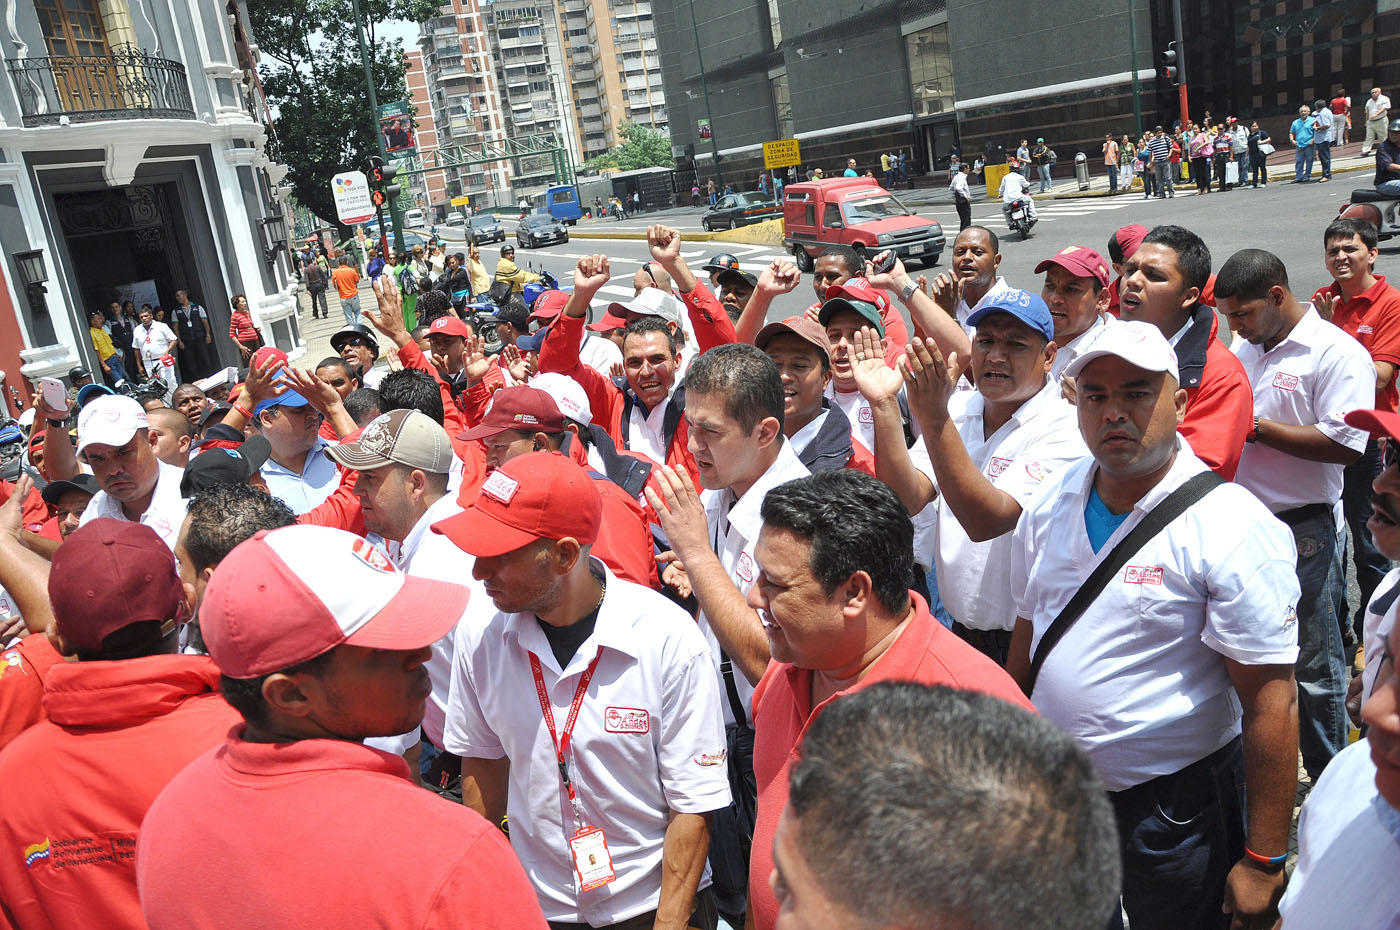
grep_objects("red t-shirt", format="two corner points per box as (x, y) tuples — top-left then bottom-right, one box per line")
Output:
(1181, 332), (1253, 480)
(137, 732), (548, 930)
(747, 595), (1034, 930)
(0, 655), (239, 930)
(1312, 276), (1400, 411)
(0, 633), (64, 753)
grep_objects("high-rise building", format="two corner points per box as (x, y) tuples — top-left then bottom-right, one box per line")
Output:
(404, 48), (449, 212)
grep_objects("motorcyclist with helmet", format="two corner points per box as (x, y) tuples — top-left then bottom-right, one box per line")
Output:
(997, 162), (1038, 230)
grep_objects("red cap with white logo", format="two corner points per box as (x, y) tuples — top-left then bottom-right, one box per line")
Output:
(428, 315), (471, 339)
(200, 525), (471, 679)
(433, 451), (601, 557)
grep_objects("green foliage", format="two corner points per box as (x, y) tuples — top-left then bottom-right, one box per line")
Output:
(586, 122), (673, 173)
(247, 0), (437, 232)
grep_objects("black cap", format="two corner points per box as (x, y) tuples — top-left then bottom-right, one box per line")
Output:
(197, 403), (231, 428)
(717, 268), (758, 290)
(179, 434), (271, 497)
(330, 324), (380, 357)
(191, 423), (247, 450)
(41, 473), (100, 507)
(702, 253), (741, 274)
(68, 367), (91, 382)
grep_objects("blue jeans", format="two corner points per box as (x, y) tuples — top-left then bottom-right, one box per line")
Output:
(1294, 143), (1315, 180)
(340, 294), (361, 328)
(104, 355), (128, 387)
(1037, 163), (1052, 191)
(1378, 179), (1400, 196)
(1107, 738), (1245, 930)
(1344, 440), (1391, 643)
(1154, 161), (1174, 196)
(1316, 141), (1332, 179)
(1279, 505), (1348, 779)
(1107, 163), (1119, 192)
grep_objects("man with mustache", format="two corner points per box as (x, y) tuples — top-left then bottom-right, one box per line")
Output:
(1218, 248), (1375, 783)
(75, 394), (187, 551)
(1008, 320), (1301, 930)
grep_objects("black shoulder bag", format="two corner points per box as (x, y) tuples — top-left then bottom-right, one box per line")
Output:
(1025, 471), (1225, 696)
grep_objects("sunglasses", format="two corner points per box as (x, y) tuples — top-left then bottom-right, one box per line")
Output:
(342, 337), (369, 348)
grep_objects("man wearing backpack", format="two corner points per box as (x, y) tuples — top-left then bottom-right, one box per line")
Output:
(1007, 320), (1302, 930)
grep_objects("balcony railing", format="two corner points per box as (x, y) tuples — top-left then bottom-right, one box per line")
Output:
(6, 45), (195, 127)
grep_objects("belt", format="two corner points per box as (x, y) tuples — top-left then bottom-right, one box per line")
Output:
(1274, 502), (1332, 525)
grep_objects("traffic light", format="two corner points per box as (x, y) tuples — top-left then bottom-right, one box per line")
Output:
(1161, 44), (1179, 85)
(381, 163), (401, 201)
(366, 155), (384, 185)
(371, 188), (387, 207)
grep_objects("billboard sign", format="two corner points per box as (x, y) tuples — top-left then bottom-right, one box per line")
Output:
(377, 100), (417, 154)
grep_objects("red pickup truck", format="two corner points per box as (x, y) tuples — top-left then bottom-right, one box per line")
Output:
(782, 178), (944, 271)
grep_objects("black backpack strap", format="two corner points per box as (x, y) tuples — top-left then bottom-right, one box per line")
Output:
(1025, 471), (1225, 696)
(719, 653), (748, 727)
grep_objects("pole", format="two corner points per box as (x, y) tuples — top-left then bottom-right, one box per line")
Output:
(1172, 0), (1189, 129)
(1127, 0), (1143, 137)
(686, 0), (723, 187)
(349, 0), (404, 254)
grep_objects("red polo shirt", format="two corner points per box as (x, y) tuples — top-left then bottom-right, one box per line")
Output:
(1312, 276), (1400, 411)
(0, 654), (238, 930)
(747, 594), (1034, 930)
(137, 731), (548, 930)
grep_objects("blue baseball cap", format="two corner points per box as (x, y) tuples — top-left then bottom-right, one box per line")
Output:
(966, 289), (1054, 342)
(75, 383), (115, 408)
(252, 389), (310, 417)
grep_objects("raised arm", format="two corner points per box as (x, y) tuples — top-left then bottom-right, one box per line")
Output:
(867, 252), (971, 376)
(736, 260), (802, 345)
(849, 328), (934, 515)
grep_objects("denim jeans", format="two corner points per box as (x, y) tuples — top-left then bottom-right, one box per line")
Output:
(1316, 140), (1332, 179)
(1107, 737), (1245, 930)
(1038, 163), (1052, 191)
(1107, 163), (1119, 192)
(1154, 161), (1174, 196)
(1344, 440), (1391, 643)
(1250, 154), (1268, 187)
(340, 294), (361, 328)
(104, 354), (128, 387)
(1295, 143), (1315, 181)
(1378, 179), (1400, 196)
(1279, 505), (1348, 779)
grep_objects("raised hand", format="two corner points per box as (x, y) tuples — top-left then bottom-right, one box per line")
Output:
(280, 365), (342, 415)
(863, 250), (908, 294)
(756, 259), (801, 298)
(463, 332), (492, 385)
(647, 225), (683, 266)
(847, 326), (902, 404)
(643, 465), (712, 564)
(501, 344), (533, 383)
(573, 254), (611, 294)
(931, 271), (962, 316)
(901, 336), (958, 427)
(362, 274), (410, 347)
(1316, 293), (1341, 322)
(242, 353), (289, 407)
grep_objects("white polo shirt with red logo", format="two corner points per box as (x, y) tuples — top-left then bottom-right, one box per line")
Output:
(442, 562), (731, 926)
(1232, 305), (1374, 513)
(79, 459), (188, 552)
(1011, 440), (1300, 791)
(700, 438), (810, 725)
(908, 379), (1085, 631)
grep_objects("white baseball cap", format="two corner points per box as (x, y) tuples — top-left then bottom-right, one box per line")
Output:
(607, 286), (685, 328)
(530, 372), (592, 426)
(1063, 320), (1179, 381)
(77, 394), (149, 455)
(200, 524), (471, 679)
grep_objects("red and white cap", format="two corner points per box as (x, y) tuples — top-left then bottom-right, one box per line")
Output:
(1063, 320), (1179, 380)
(433, 451), (600, 557)
(77, 394), (149, 454)
(531, 372), (593, 426)
(200, 525), (471, 679)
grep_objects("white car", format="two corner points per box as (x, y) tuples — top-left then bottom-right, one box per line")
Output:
(445, 211), (466, 227)
(404, 208), (425, 228)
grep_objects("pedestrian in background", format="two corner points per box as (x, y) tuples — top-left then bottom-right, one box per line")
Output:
(949, 161), (973, 230)
(1103, 133), (1120, 193)
(1248, 121), (1272, 188)
(1190, 123), (1214, 194)
(1119, 133), (1135, 190)
(1331, 88), (1352, 145)
(1292, 104), (1317, 182)
(304, 256), (328, 320)
(1229, 117), (1249, 187)
(1213, 124), (1235, 192)
(1364, 87), (1391, 155)
(1313, 99), (1335, 182)
(1031, 138), (1051, 192)
(227, 293), (262, 364)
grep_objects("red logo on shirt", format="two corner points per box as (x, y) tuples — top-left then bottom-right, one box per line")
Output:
(736, 551), (755, 584)
(987, 457), (1012, 478)
(350, 537), (394, 574)
(1271, 372), (1299, 392)
(858, 406), (874, 424)
(604, 706), (650, 733)
(1123, 565), (1164, 585)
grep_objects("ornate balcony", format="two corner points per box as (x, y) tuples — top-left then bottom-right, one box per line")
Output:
(6, 45), (195, 127)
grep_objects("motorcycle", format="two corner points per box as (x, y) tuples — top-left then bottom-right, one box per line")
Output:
(1339, 189), (1400, 243)
(1005, 196), (1037, 240)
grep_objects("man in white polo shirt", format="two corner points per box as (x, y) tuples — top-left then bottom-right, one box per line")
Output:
(1008, 320), (1301, 930)
(929, 226), (1012, 336)
(77, 394), (187, 551)
(326, 408), (477, 780)
(1036, 245), (1112, 381)
(853, 289), (1085, 665)
(438, 452), (729, 930)
(1217, 248), (1375, 782)
(645, 343), (809, 926)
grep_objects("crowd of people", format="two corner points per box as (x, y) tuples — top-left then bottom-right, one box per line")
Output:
(2, 208), (1400, 930)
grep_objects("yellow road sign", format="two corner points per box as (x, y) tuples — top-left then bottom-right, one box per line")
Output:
(763, 139), (801, 170)
(450, 195), (472, 207)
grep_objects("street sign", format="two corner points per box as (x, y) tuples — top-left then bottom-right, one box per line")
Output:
(450, 195), (472, 207)
(331, 170), (374, 224)
(763, 139), (801, 170)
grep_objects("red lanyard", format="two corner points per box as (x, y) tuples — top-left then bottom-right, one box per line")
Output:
(529, 649), (603, 805)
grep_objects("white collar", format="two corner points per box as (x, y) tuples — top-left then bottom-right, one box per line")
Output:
(707, 438), (808, 542)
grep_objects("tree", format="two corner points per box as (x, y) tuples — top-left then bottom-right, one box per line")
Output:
(247, 0), (437, 234)
(587, 122), (673, 173)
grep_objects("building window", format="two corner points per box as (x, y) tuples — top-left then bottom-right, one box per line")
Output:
(771, 72), (793, 138)
(905, 24), (954, 119)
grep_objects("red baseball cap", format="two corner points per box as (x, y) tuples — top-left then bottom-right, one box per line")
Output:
(1035, 245), (1111, 288)
(1346, 409), (1400, 440)
(587, 310), (628, 333)
(823, 276), (890, 314)
(433, 451), (601, 557)
(49, 518), (184, 652)
(458, 385), (567, 440)
(1114, 225), (1149, 262)
(428, 315), (471, 339)
(249, 346), (288, 371)
(529, 289), (570, 322)
(200, 525), (471, 679)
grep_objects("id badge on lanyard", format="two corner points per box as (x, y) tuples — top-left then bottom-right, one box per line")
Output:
(529, 649), (617, 892)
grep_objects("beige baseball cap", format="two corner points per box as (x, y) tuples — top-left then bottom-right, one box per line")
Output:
(327, 409), (454, 474)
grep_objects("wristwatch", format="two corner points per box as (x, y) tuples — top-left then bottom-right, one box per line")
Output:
(46, 418), (66, 429)
(899, 280), (920, 303)
(1246, 415), (1261, 443)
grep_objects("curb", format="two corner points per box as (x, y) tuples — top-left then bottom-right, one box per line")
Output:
(1038, 160), (1371, 201)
